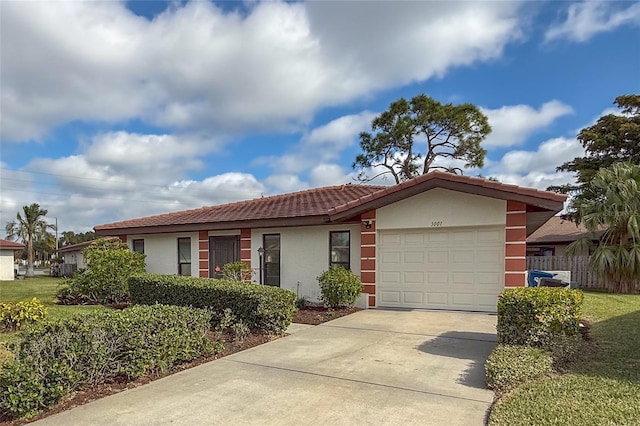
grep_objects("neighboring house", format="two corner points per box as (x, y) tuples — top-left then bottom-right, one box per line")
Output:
(0, 238), (25, 280)
(59, 240), (93, 269)
(58, 237), (119, 270)
(95, 171), (565, 312)
(526, 216), (602, 257)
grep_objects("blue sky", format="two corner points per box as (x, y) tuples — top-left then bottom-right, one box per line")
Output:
(1, 0), (639, 233)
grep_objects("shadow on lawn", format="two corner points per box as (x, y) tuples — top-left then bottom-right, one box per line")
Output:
(417, 331), (496, 389)
(571, 309), (640, 384)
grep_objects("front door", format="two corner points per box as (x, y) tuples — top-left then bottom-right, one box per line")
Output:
(263, 234), (280, 287)
(209, 236), (240, 278)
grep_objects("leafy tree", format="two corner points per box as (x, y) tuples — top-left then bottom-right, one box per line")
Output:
(59, 231), (96, 247)
(32, 233), (56, 263)
(353, 94), (491, 183)
(549, 94), (640, 221)
(57, 238), (146, 305)
(4, 203), (55, 278)
(567, 162), (640, 293)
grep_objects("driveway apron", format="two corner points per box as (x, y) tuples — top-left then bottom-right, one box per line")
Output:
(35, 309), (497, 426)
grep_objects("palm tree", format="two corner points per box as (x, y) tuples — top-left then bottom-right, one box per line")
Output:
(5, 203), (55, 278)
(568, 162), (640, 293)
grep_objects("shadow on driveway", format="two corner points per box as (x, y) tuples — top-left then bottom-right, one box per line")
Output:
(417, 331), (496, 389)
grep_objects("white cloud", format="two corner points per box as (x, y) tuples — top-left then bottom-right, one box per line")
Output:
(482, 100), (573, 147)
(545, 1), (640, 42)
(2, 1), (523, 142)
(487, 137), (585, 189)
(257, 111), (376, 174)
(309, 164), (351, 188)
(1, 131), (262, 233)
(264, 174), (309, 194)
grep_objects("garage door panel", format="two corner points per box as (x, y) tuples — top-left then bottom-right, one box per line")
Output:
(451, 293), (475, 307)
(452, 251), (475, 264)
(477, 272), (502, 288)
(476, 293), (501, 309)
(427, 271), (448, 285)
(404, 233), (425, 245)
(380, 250), (401, 265)
(404, 251), (424, 264)
(478, 229), (502, 241)
(452, 230), (475, 242)
(477, 250), (502, 265)
(427, 232), (449, 243)
(380, 233), (402, 245)
(452, 272), (474, 286)
(380, 270), (401, 284)
(380, 291), (401, 304)
(403, 292), (423, 304)
(427, 251), (449, 264)
(378, 227), (504, 312)
(426, 292), (448, 306)
(404, 271), (424, 284)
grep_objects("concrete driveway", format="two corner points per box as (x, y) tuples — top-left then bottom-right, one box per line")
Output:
(35, 309), (497, 426)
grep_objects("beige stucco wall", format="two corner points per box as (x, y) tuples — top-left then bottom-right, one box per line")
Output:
(0, 250), (16, 281)
(376, 188), (506, 230)
(251, 224), (362, 302)
(127, 232), (199, 277)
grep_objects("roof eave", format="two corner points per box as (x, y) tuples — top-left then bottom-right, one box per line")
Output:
(328, 178), (565, 223)
(94, 214), (343, 236)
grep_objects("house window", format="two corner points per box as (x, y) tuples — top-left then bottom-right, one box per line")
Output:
(132, 239), (144, 254)
(330, 231), (350, 269)
(177, 237), (191, 276)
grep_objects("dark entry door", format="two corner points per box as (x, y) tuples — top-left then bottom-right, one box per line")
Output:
(209, 236), (240, 278)
(263, 234), (280, 287)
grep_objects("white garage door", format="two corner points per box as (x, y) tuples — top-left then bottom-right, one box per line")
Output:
(378, 227), (504, 312)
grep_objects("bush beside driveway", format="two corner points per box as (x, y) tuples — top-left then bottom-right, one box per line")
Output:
(488, 293), (640, 425)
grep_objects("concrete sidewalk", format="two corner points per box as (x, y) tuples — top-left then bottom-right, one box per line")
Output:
(35, 309), (497, 426)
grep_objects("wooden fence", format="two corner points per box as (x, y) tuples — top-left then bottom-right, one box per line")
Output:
(526, 255), (601, 289)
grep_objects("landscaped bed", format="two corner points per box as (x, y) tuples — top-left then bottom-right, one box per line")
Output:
(0, 328), (276, 426)
(293, 305), (360, 325)
(0, 276), (361, 425)
(488, 292), (640, 425)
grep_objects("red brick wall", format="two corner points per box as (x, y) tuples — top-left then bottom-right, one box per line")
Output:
(240, 228), (251, 268)
(198, 231), (208, 278)
(505, 201), (527, 287)
(360, 210), (376, 307)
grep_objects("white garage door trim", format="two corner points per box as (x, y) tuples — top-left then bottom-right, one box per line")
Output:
(378, 226), (504, 312)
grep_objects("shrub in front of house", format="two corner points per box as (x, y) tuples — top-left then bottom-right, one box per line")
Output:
(497, 287), (583, 348)
(57, 238), (146, 305)
(221, 261), (253, 282)
(485, 344), (554, 392)
(0, 305), (216, 420)
(129, 274), (296, 334)
(0, 298), (47, 332)
(317, 266), (363, 308)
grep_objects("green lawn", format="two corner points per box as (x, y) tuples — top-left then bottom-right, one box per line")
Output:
(489, 292), (640, 425)
(0, 277), (107, 343)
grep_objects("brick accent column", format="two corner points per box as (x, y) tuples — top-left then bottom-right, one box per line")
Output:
(118, 236), (127, 243)
(240, 228), (252, 268)
(505, 201), (527, 287)
(360, 210), (376, 307)
(198, 231), (209, 278)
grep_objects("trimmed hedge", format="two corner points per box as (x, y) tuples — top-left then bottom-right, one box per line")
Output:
(485, 344), (553, 392)
(497, 287), (583, 347)
(0, 305), (216, 419)
(129, 274), (296, 334)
